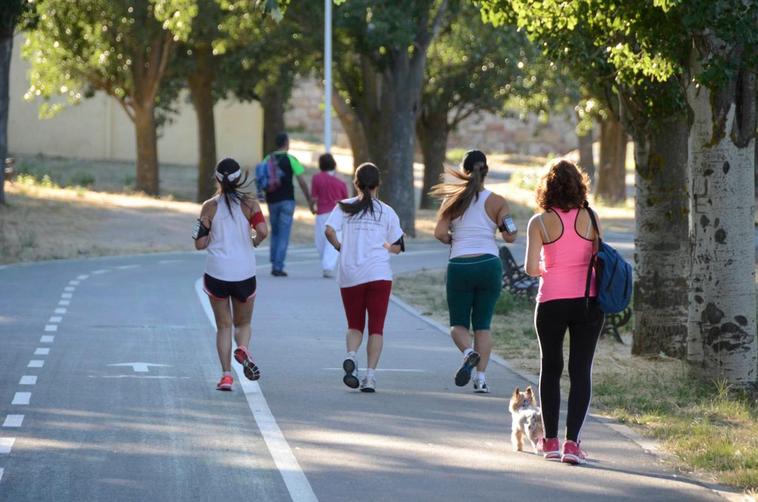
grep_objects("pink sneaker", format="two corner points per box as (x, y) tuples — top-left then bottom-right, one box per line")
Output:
(537, 437), (561, 459)
(561, 440), (587, 465)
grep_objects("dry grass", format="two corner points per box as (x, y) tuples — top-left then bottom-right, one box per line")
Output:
(393, 269), (758, 494)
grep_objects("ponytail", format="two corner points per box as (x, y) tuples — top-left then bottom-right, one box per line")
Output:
(430, 164), (486, 221)
(214, 158), (251, 218)
(339, 162), (381, 218)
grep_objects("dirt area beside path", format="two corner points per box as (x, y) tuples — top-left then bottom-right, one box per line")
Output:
(0, 182), (324, 264)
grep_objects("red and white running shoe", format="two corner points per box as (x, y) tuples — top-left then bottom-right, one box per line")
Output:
(234, 345), (261, 381)
(216, 375), (233, 391)
(537, 437), (561, 460)
(561, 440), (587, 465)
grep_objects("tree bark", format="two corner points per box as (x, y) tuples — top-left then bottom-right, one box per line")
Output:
(686, 54), (757, 387)
(332, 92), (369, 170)
(0, 31), (13, 205)
(416, 110), (449, 210)
(578, 124), (595, 183)
(596, 115), (627, 203)
(632, 115), (690, 358)
(261, 83), (286, 155)
(133, 104), (160, 195)
(188, 44), (217, 202)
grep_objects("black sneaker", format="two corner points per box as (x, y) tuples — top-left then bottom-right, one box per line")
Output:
(342, 358), (359, 389)
(271, 269), (288, 277)
(454, 351), (480, 387)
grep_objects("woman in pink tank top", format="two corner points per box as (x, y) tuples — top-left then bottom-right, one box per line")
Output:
(524, 159), (605, 465)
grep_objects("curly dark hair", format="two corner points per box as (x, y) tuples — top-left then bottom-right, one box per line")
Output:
(536, 159), (590, 211)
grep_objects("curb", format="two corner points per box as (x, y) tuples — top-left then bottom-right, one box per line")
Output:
(389, 294), (749, 502)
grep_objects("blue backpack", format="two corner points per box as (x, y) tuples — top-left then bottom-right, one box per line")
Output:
(254, 154), (284, 200)
(584, 204), (632, 314)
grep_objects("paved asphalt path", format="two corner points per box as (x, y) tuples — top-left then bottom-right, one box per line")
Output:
(0, 235), (726, 501)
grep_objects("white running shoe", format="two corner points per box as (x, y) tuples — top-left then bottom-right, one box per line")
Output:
(473, 379), (489, 394)
(360, 376), (376, 393)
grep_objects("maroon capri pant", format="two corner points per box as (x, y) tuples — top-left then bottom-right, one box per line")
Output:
(339, 280), (392, 335)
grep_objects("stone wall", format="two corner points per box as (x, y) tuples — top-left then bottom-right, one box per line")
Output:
(285, 77), (578, 156)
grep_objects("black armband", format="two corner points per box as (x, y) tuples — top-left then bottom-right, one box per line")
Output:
(192, 219), (211, 240)
(392, 236), (405, 253)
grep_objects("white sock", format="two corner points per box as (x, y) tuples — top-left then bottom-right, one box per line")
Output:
(347, 351), (357, 360)
(367, 368), (376, 379)
(223, 371), (232, 377)
(463, 348), (474, 358)
(476, 371), (486, 382)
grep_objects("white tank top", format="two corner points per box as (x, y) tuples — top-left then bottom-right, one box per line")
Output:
(450, 189), (499, 259)
(205, 195), (257, 281)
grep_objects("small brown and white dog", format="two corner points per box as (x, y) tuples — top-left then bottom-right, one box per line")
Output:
(509, 386), (544, 453)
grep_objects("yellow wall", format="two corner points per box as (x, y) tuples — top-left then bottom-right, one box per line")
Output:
(8, 35), (263, 167)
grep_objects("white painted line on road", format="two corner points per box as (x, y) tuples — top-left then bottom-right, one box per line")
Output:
(0, 467), (4, 481)
(116, 264), (140, 270)
(89, 375), (191, 380)
(61, 293), (72, 299)
(27, 360), (44, 368)
(34, 348), (50, 356)
(19, 376), (37, 385)
(108, 362), (170, 373)
(195, 278), (318, 502)
(91, 269), (108, 274)
(158, 259), (183, 264)
(11, 393), (30, 405)
(54, 308), (67, 314)
(322, 368), (426, 373)
(64, 286), (75, 292)
(69, 280), (80, 286)
(48, 316), (62, 323)
(3, 415), (24, 428)
(58, 300), (70, 306)
(0, 438), (15, 454)
(40, 336), (55, 343)
(44, 325), (58, 332)
(77, 274), (89, 280)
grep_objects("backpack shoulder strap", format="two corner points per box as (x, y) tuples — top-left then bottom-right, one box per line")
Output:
(583, 202), (599, 306)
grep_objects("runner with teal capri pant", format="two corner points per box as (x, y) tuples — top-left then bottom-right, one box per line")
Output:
(431, 150), (518, 393)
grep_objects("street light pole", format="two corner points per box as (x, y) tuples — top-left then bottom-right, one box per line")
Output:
(324, 0), (332, 153)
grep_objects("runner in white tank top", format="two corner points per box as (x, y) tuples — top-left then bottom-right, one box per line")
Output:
(194, 158), (268, 391)
(432, 150), (518, 394)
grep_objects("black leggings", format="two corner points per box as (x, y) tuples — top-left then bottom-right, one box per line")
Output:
(535, 298), (604, 442)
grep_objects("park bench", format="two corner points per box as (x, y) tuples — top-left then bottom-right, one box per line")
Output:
(497, 245), (631, 342)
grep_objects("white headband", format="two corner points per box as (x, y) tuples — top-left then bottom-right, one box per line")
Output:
(215, 169), (241, 182)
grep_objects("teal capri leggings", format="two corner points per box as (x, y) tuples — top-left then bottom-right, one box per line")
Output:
(446, 254), (502, 331)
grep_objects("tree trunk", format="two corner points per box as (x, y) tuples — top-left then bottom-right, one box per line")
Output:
(578, 124), (595, 183)
(261, 83), (286, 155)
(188, 44), (217, 202)
(686, 58), (757, 387)
(416, 110), (449, 210)
(332, 93), (369, 170)
(596, 116), (627, 203)
(133, 105), (160, 195)
(632, 115), (690, 358)
(0, 32), (12, 205)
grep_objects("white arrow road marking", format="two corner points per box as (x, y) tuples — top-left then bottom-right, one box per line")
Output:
(0, 438), (15, 454)
(107, 363), (171, 373)
(3, 415), (24, 428)
(195, 278), (318, 502)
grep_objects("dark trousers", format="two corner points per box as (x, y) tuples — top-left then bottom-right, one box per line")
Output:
(534, 298), (604, 442)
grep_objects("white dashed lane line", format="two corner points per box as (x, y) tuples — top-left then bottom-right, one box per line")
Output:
(68, 280), (80, 286)
(40, 336), (54, 343)
(33, 348), (50, 356)
(0, 438), (15, 454)
(11, 393), (30, 406)
(77, 274), (89, 280)
(61, 293), (72, 299)
(91, 269), (108, 275)
(54, 308), (66, 314)
(27, 360), (44, 369)
(63, 286), (75, 292)
(58, 300), (70, 306)
(48, 316), (62, 324)
(2, 416), (23, 428)
(43, 325), (57, 332)
(19, 376), (36, 385)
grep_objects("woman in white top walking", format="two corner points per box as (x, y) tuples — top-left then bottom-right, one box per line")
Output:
(432, 150), (518, 393)
(194, 158), (268, 391)
(325, 163), (405, 392)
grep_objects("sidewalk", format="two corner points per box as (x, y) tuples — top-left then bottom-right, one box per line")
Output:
(247, 255), (726, 501)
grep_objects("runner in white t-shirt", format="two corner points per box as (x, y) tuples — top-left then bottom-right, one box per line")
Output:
(325, 163), (405, 392)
